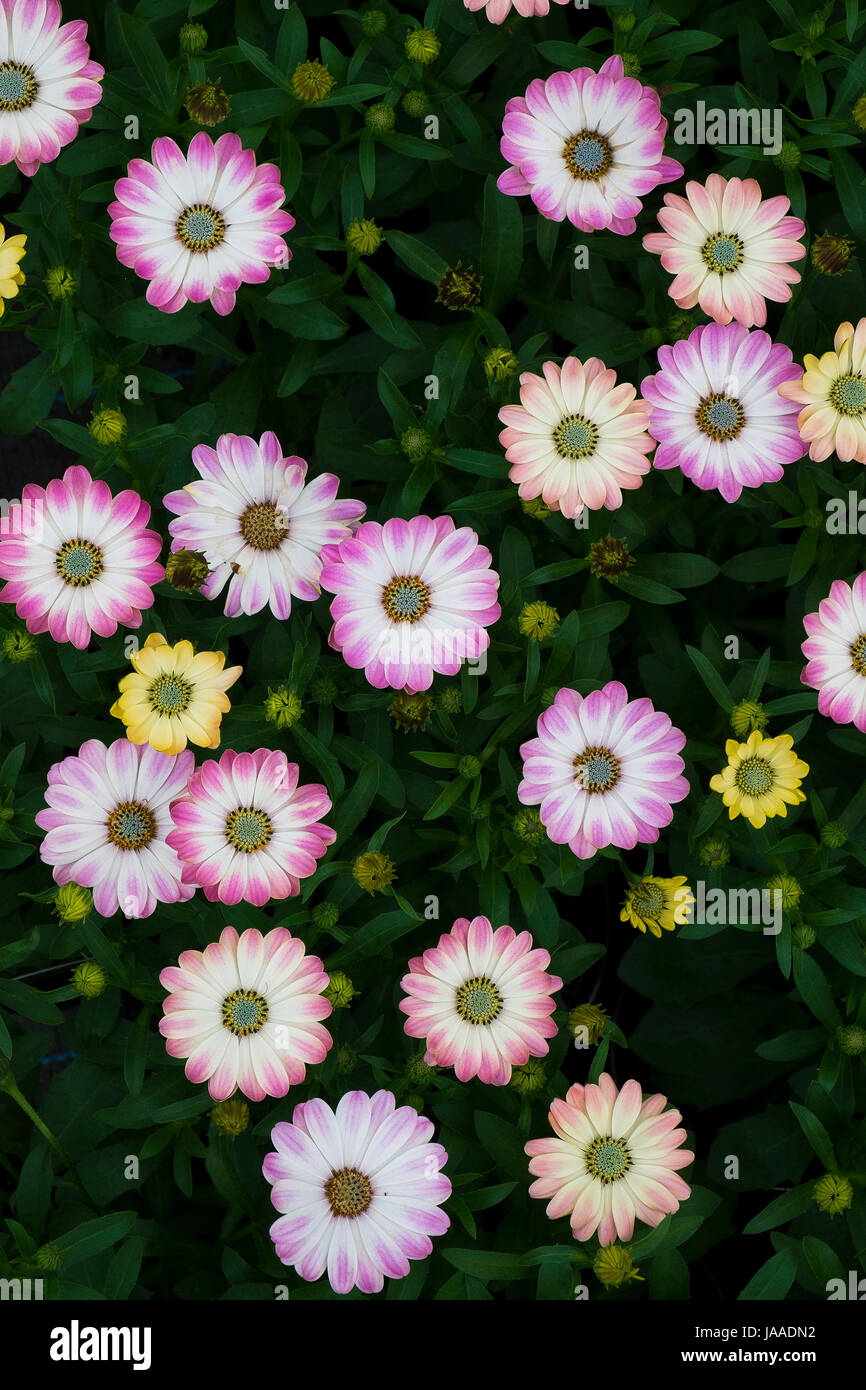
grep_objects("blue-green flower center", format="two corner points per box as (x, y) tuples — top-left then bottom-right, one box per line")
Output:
(106, 800), (156, 851)
(148, 674), (192, 714)
(830, 373), (866, 417)
(224, 806), (272, 853)
(702, 232), (744, 273)
(696, 392), (745, 441)
(0, 62), (37, 111)
(221, 988), (268, 1036)
(554, 412), (599, 461)
(456, 974), (502, 1025)
(55, 539), (103, 587)
(176, 202), (225, 252)
(585, 1135), (631, 1183)
(382, 574), (431, 623)
(563, 131), (612, 180)
(574, 745), (620, 793)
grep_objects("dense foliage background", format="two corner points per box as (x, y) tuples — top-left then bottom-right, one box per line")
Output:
(1, 0), (866, 1302)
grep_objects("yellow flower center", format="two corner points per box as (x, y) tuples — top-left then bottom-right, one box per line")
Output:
(701, 232), (744, 274)
(221, 988), (268, 1036)
(148, 673), (192, 715)
(455, 975), (502, 1025)
(224, 807), (273, 853)
(55, 539), (103, 587)
(585, 1134), (631, 1184)
(382, 574), (431, 623)
(850, 632), (866, 676)
(696, 393), (745, 441)
(106, 801), (157, 850)
(573, 746), (621, 793)
(0, 62), (37, 111)
(325, 1167), (373, 1218)
(735, 756), (775, 797)
(239, 501), (288, 551)
(829, 372), (866, 417)
(563, 131), (612, 181)
(553, 413), (598, 461)
(176, 203), (225, 252)
(630, 880), (664, 917)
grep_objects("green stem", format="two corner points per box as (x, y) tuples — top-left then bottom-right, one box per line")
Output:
(5, 1083), (89, 1202)
(7, 1082), (71, 1162)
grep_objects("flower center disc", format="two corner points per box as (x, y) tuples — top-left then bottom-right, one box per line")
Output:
(148, 673), (192, 715)
(702, 232), (744, 274)
(55, 539), (104, 587)
(106, 800), (157, 850)
(0, 61), (37, 111)
(221, 987), (268, 1036)
(239, 501), (287, 551)
(631, 881), (664, 917)
(225, 806), (273, 853)
(850, 633), (866, 675)
(563, 130), (612, 181)
(696, 393), (745, 441)
(382, 574), (431, 623)
(573, 745), (621, 793)
(456, 974), (503, 1025)
(585, 1134), (631, 1184)
(735, 756), (775, 797)
(325, 1166), (373, 1218)
(830, 373), (866, 418)
(553, 413), (599, 461)
(176, 203), (226, 252)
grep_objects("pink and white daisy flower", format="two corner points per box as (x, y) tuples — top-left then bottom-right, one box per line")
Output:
(641, 322), (804, 503)
(801, 574), (866, 731)
(642, 175), (806, 328)
(465, 0), (569, 23)
(779, 318), (866, 464)
(320, 515), (501, 693)
(163, 431), (364, 619)
(518, 681), (689, 860)
(498, 356), (653, 519)
(109, 131), (294, 316)
(399, 915), (562, 1085)
(159, 925), (332, 1102)
(166, 747), (335, 908)
(526, 1072), (693, 1245)
(0, 464), (163, 650)
(497, 55), (682, 235)
(35, 738), (195, 920)
(0, 0), (103, 177)
(263, 1090), (451, 1294)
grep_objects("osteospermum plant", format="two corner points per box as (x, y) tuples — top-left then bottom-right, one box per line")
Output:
(1, 0), (864, 1316)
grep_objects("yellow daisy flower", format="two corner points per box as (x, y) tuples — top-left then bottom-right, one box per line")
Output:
(709, 730), (808, 829)
(778, 318), (866, 464)
(0, 222), (27, 317)
(620, 875), (694, 937)
(110, 633), (242, 754)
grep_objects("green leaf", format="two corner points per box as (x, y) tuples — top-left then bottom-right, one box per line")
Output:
(481, 175), (523, 315)
(52, 1212), (138, 1268)
(789, 1101), (837, 1171)
(685, 646), (735, 712)
(738, 1248), (797, 1300)
(743, 1181), (817, 1235)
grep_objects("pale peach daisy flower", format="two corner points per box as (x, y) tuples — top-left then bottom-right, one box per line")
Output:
(642, 174), (805, 328)
(498, 358), (654, 519)
(778, 318), (866, 464)
(526, 1072), (693, 1245)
